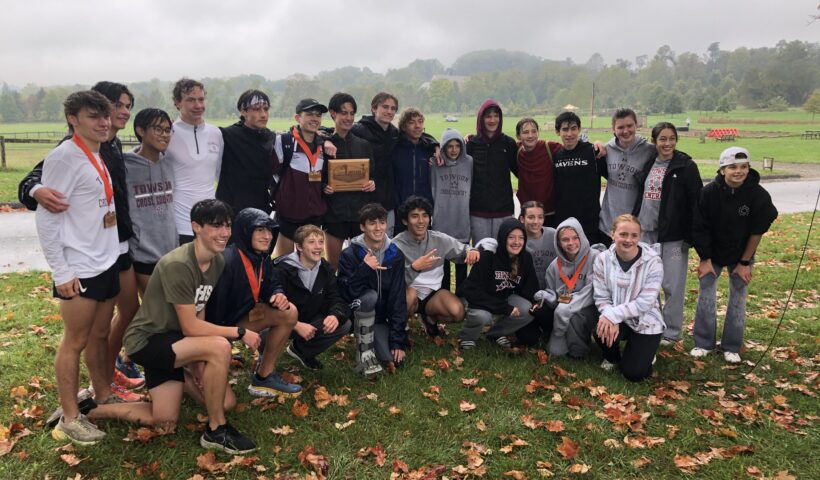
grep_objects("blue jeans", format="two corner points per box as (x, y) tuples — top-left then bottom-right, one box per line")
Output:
(693, 263), (749, 353)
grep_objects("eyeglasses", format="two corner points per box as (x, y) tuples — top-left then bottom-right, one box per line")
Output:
(114, 102), (133, 111)
(150, 126), (173, 136)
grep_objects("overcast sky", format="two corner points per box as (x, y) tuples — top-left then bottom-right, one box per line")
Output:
(1, 0), (817, 87)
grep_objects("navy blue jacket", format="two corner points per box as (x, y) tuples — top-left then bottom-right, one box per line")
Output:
(338, 238), (408, 350)
(392, 132), (438, 207)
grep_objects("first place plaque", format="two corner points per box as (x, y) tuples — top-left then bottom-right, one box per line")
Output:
(328, 159), (369, 192)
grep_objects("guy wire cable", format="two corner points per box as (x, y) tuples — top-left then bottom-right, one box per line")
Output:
(747, 186), (820, 374)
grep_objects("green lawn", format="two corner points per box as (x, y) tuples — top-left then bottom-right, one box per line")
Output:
(0, 213), (818, 479)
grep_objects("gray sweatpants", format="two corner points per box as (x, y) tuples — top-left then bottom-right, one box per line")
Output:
(470, 216), (512, 245)
(459, 294), (534, 342)
(658, 240), (688, 341)
(548, 304), (598, 358)
(693, 262), (749, 353)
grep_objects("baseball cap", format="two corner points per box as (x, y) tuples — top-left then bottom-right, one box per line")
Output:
(295, 98), (328, 114)
(719, 146), (751, 168)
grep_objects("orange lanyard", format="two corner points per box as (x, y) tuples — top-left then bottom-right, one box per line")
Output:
(72, 135), (113, 206)
(292, 126), (320, 171)
(238, 250), (263, 302)
(557, 255), (587, 292)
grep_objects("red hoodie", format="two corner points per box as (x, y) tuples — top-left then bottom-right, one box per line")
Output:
(515, 139), (560, 213)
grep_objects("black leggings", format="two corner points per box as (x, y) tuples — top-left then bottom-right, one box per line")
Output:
(594, 323), (661, 382)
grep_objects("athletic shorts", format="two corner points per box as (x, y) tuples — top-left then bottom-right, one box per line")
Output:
(324, 221), (361, 240)
(278, 216), (323, 241)
(128, 331), (185, 390)
(417, 288), (446, 315)
(116, 251), (133, 272)
(132, 261), (156, 276)
(53, 262), (120, 301)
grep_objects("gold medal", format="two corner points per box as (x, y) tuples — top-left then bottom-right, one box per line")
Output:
(558, 293), (572, 304)
(308, 170), (322, 182)
(103, 211), (117, 228)
(248, 303), (265, 322)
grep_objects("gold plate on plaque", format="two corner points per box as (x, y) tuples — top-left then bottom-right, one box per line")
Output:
(328, 159), (369, 192)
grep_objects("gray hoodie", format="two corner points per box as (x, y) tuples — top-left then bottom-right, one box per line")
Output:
(431, 128), (473, 242)
(280, 251), (320, 291)
(599, 136), (655, 235)
(526, 227), (557, 290)
(393, 229), (472, 284)
(124, 148), (178, 265)
(536, 217), (605, 355)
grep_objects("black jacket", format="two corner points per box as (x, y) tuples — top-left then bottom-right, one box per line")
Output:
(552, 141), (606, 239)
(206, 208), (282, 326)
(632, 150), (703, 244)
(274, 256), (350, 323)
(217, 122), (276, 215)
(324, 131), (375, 224)
(691, 169), (778, 266)
(351, 115), (400, 210)
(457, 218), (538, 315)
(19, 136), (134, 243)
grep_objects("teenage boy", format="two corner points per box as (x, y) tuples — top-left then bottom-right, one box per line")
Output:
(467, 99), (518, 242)
(393, 196), (479, 337)
(276, 225), (352, 370)
(217, 90), (277, 216)
(205, 208), (301, 397)
(351, 92), (401, 235)
(432, 128), (473, 291)
(20, 81), (143, 400)
(690, 147), (778, 363)
(392, 108), (439, 213)
(599, 108), (655, 244)
(122, 199), (259, 454)
(166, 78), (224, 245)
(552, 111), (608, 245)
(338, 204), (408, 375)
(323, 92), (376, 270)
(271, 98), (329, 257)
(37, 91), (121, 445)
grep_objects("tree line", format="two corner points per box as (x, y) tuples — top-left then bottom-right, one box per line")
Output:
(1, 40), (818, 123)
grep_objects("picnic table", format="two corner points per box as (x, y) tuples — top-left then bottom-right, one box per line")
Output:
(802, 130), (820, 139)
(707, 128), (739, 142)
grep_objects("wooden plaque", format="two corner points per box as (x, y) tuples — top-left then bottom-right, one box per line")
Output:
(328, 159), (369, 192)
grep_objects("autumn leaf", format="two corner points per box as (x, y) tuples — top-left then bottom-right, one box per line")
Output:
(270, 425), (294, 436)
(504, 470), (528, 479)
(536, 350), (549, 364)
(388, 406), (401, 415)
(459, 400), (476, 412)
(314, 386), (332, 409)
(334, 420), (355, 430)
(392, 458), (409, 473)
(9, 386), (27, 399)
(631, 457), (651, 468)
(356, 443), (387, 467)
(347, 408), (360, 420)
(476, 420), (487, 431)
(520, 415), (540, 429)
(461, 377), (479, 387)
(422, 368), (436, 378)
(602, 438), (622, 449)
(298, 445), (329, 479)
(556, 436), (579, 460)
(438, 409), (449, 417)
(674, 454), (700, 473)
(746, 466), (764, 478)
(568, 463), (590, 474)
(291, 400), (309, 418)
(546, 420), (565, 432)
(60, 454), (84, 466)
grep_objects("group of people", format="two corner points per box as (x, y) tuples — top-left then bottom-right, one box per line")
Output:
(22, 78), (779, 455)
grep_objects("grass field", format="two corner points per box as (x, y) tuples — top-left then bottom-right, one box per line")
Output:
(0, 212), (818, 478)
(1, 110), (817, 204)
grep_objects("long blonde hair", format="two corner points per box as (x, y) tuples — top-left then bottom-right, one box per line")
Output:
(611, 214), (641, 234)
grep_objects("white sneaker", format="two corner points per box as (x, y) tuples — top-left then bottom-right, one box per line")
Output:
(600, 359), (616, 371)
(723, 352), (742, 364)
(689, 347), (712, 358)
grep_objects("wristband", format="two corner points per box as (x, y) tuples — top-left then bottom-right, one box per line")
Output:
(738, 259), (751, 267)
(236, 326), (246, 340)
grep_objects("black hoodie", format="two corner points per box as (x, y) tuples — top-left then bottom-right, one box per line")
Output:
(351, 115), (401, 210)
(206, 208), (283, 326)
(466, 99), (518, 217)
(457, 218), (538, 315)
(692, 168), (778, 266)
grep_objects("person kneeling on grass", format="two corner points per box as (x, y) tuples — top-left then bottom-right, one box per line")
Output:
(532, 217), (604, 357)
(275, 225), (352, 370)
(592, 214), (664, 382)
(73, 200), (260, 453)
(689, 147), (778, 364)
(205, 208), (301, 398)
(457, 218), (539, 350)
(393, 195), (479, 338)
(338, 203), (408, 375)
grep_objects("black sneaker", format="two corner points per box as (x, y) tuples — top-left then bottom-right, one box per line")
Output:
(200, 423), (257, 454)
(420, 313), (444, 337)
(46, 390), (98, 428)
(286, 343), (324, 370)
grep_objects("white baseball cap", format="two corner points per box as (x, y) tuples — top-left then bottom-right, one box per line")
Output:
(719, 147), (751, 167)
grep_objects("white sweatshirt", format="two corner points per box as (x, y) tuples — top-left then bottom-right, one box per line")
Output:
(35, 140), (119, 285)
(165, 118), (223, 236)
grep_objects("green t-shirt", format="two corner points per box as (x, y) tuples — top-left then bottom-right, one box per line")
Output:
(123, 242), (225, 356)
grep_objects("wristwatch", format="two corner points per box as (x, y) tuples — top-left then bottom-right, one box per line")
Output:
(738, 259), (751, 266)
(236, 326), (246, 340)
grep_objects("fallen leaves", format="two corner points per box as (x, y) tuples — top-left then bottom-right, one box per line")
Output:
(196, 451), (259, 474)
(298, 445), (329, 479)
(313, 386), (349, 409)
(291, 400), (309, 418)
(0, 423), (32, 457)
(356, 443), (386, 467)
(270, 425), (294, 436)
(459, 400), (476, 412)
(556, 436), (579, 460)
(674, 445), (755, 473)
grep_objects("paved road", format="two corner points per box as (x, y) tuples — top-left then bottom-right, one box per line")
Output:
(1, 180), (818, 274)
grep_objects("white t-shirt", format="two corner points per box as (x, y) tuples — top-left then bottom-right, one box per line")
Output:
(35, 140), (119, 284)
(165, 118), (223, 236)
